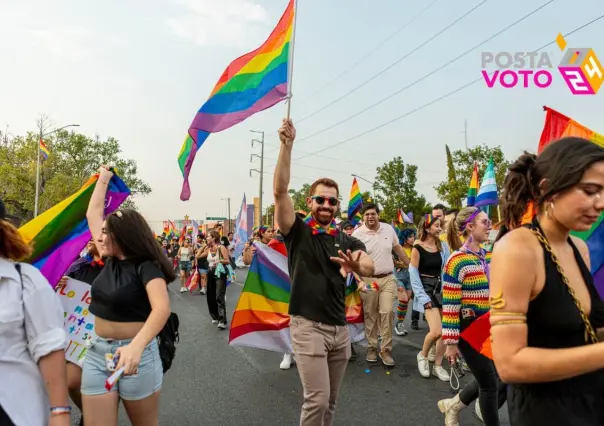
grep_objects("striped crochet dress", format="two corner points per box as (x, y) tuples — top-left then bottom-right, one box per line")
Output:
(442, 249), (491, 345)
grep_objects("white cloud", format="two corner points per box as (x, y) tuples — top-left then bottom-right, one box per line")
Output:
(167, 0), (270, 48)
(26, 26), (121, 60)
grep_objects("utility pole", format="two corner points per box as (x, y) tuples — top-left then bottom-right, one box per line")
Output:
(464, 119), (468, 151)
(250, 130), (265, 226)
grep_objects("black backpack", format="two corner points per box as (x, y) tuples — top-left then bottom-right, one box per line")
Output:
(136, 263), (180, 374)
(157, 312), (179, 373)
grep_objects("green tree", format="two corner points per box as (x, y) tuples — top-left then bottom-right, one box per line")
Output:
(287, 183), (311, 212)
(373, 157), (431, 223)
(435, 145), (510, 208)
(0, 129), (151, 221)
(445, 145), (462, 209)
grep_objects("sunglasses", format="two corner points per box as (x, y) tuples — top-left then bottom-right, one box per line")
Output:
(311, 196), (338, 207)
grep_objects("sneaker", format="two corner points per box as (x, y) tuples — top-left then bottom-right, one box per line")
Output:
(212, 320), (219, 324)
(417, 352), (430, 378)
(432, 365), (451, 382)
(437, 394), (466, 426)
(280, 353), (294, 370)
(379, 349), (395, 367)
(411, 320), (419, 330)
(474, 401), (483, 422)
(349, 344), (357, 362)
(200, 288), (206, 295)
(428, 345), (437, 362)
(366, 347), (378, 363)
(217, 322), (227, 330)
(179, 287), (187, 293)
(394, 321), (408, 336)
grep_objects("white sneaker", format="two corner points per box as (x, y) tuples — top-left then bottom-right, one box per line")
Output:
(280, 353), (294, 370)
(417, 352), (430, 378)
(217, 322), (227, 329)
(212, 320), (218, 324)
(433, 365), (451, 382)
(200, 288), (206, 295)
(428, 344), (437, 362)
(179, 287), (187, 293)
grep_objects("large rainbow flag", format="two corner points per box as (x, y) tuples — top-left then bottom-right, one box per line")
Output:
(347, 177), (363, 226)
(19, 174), (130, 287)
(229, 243), (364, 353)
(179, 0), (295, 200)
(539, 106), (604, 296)
(466, 162), (479, 206)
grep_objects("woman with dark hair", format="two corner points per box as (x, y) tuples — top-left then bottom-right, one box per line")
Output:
(198, 230), (231, 330)
(491, 137), (604, 426)
(394, 228), (416, 337)
(410, 214), (451, 382)
(195, 233), (208, 295)
(0, 199), (70, 426)
(82, 166), (174, 426)
(177, 238), (193, 293)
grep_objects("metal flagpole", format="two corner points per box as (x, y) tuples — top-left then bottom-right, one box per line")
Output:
(34, 132), (42, 217)
(285, 0), (299, 119)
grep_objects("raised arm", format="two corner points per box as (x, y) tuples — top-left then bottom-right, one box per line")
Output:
(273, 119), (296, 236)
(86, 166), (114, 253)
(490, 230), (604, 383)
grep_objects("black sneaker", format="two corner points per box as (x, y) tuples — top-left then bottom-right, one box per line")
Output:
(217, 322), (227, 330)
(411, 320), (419, 331)
(349, 344), (357, 362)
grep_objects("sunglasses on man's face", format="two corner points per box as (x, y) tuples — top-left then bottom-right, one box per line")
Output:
(311, 196), (338, 207)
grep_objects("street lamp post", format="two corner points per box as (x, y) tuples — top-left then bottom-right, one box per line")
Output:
(34, 124), (80, 217)
(221, 197), (231, 234)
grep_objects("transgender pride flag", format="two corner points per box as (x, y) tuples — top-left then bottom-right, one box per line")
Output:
(232, 194), (248, 260)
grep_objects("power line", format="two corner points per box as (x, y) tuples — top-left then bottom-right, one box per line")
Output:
(292, 0), (555, 147)
(294, 0), (490, 125)
(275, 15), (604, 161)
(299, 0), (443, 104)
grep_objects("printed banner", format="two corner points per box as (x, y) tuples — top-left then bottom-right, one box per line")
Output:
(56, 278), (96, 365)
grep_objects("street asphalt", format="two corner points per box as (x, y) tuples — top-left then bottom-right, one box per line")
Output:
(72, 267), (510, 425)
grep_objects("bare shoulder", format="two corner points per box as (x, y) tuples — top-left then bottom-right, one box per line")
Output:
(570, 235), (591, 269)
(492, 227), (539, 259)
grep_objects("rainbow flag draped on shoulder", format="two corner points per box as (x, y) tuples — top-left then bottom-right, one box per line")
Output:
(178, 0), (295, 200)
(19, 174), (130, 287)
(229, 243), (365, 353)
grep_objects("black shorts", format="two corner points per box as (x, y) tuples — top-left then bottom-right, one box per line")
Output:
(421, 276), (442, 309)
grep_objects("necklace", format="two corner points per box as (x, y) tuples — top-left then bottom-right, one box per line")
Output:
(303, 213), (338, 236)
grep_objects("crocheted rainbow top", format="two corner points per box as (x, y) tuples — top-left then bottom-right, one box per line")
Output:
(442, 249), (492, 345)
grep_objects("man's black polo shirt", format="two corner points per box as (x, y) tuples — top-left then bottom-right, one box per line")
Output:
(283, 215), (366, 326)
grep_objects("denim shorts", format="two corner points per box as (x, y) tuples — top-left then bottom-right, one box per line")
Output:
(180, 261), (192, 273)
(394, 268), (411, 290)
(198, 268), (208, 274)
(81, 337), (162, 401)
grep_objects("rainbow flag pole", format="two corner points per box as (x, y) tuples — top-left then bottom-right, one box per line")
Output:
(178, 0), (297, 200)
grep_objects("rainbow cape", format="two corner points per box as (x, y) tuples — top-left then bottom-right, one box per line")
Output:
(179, 0), (294, 201)
(229, 243), (364, 353)
(466, 162), (479, 206)
(347, 177), (363, 226)
(19, 174), (130, 287)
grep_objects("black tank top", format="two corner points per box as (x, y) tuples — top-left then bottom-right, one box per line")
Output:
(415, 244), (442, 276)
(508, 221), (604, 426)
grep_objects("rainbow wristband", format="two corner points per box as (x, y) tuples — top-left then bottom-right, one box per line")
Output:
(50, 406), (71, 416)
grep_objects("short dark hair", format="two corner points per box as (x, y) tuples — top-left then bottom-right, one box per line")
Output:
(360, 203), (379, 215)
(446, 208), (459, 216)
(228, 232), (233, 237)
(105, 209), (176, 282)
(433, 203), (447, 214)
(309, 178), (339, 197)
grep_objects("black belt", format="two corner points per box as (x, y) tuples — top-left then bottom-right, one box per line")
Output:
(368, 272), (393, 279)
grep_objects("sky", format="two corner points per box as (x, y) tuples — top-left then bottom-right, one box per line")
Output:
(1, 0), (603, 229)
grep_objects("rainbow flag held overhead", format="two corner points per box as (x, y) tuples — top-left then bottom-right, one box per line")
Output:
(466, 162), (479, 207)
(179, 0), (295, 201)
(475, 157), (498, 207)
(347, 177), (363, 226)
(539, 106), (604, 297)
(39, 139), (50, 160)
(19, 174), (130, 287)
(229, 243), (365, 353)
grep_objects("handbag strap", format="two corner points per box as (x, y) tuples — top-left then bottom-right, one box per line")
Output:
(529, 225), (598, 344)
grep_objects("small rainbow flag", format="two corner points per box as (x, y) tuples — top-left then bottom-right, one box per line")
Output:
(19, 173), (130, 287)
(39, 139), (50, 160)
(466, 162), (479, 206)
(179, 0), (295, 200)
(347, 177), (363, 226)
(229, 243), (364, 353)
(365, 281), (380, 292)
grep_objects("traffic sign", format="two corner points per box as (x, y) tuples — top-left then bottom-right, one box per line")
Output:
(206, 217), (227, 221)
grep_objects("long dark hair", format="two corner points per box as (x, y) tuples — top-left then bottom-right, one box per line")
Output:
(106, 209), (176, 282)
(501, 137), (604, 229)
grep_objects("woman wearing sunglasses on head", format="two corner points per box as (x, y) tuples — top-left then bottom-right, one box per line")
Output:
(82, 166), (175, 426)
(491, 138), (604, 426)
(438, 207), (507, 426)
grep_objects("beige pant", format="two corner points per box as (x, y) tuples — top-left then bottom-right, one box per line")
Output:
(360, 274), (398, 352)
(290, 315), (351, 426)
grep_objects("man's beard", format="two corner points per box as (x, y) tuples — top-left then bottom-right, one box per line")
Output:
(313, 209), (334, 225)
